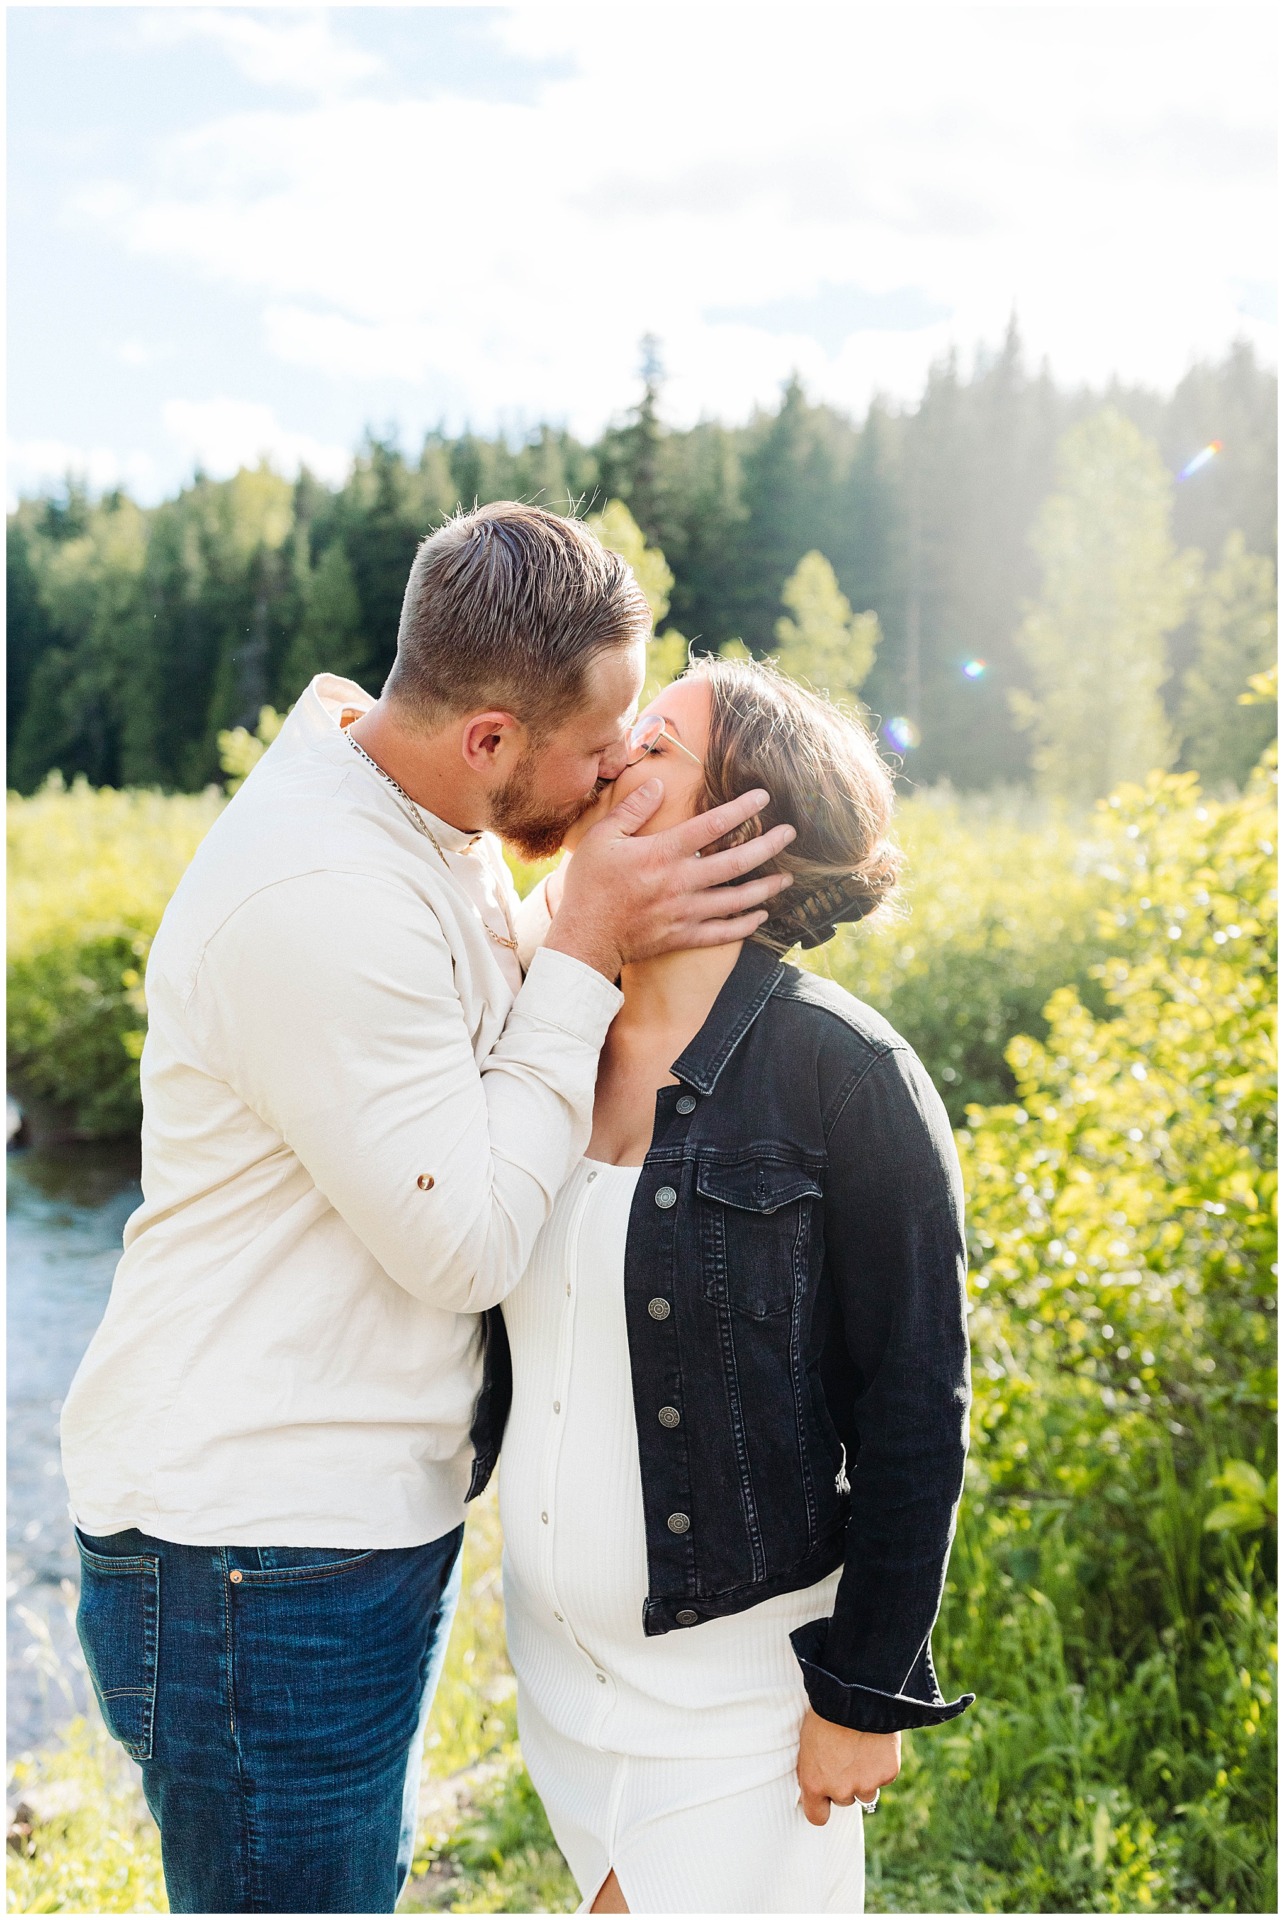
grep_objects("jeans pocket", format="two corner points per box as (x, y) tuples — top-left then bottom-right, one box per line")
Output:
(244, 1547), (377, 1581)
(74, 1531), (160, 1761)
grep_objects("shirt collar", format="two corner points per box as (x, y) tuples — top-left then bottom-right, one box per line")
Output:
(670, 941), (787, 1096)
(301, 674), (487, 856)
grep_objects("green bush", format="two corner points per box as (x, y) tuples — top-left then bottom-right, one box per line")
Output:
(7, 777), (222, 1136)
(913, 754), (1278, 1913)
(814, 787), (1111, 1121)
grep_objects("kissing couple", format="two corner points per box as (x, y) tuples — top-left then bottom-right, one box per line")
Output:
(62, 502), (973, 1915)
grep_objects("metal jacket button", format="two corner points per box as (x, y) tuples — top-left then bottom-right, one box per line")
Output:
(667, 1511), (691, 1534)
(647, 1297), (671, 1321)
(676, 1095), (696, 1114)
(654, 1185), (677, 1209)
(658, 1406), (681, 1428)
(676, 1608), (699, 1625)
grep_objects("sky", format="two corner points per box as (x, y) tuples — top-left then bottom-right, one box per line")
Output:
(7, 2), (1278, 505)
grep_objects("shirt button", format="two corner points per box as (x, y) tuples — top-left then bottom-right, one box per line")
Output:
(553, 1401), (561, 1414)
(554, 1611), (563, 1622)
(676, 1095), (697, 1114)
(676, 1608), (699, 1626)
(541, 1512), (549, 1524)
(587, 1170), (598, 1182)
(229, 1569), (243, 1584)
(658, 1406), (681, 1429)
(416, 1173), (435, 1191)
(647, 1298), (671, 1321)
(654, 1185), (677, 1209)
(667, 1511), (691, 1535)
(596, 1672), (607, 1685)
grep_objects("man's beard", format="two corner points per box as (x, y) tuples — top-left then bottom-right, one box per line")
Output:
(489, 756), (603, 862)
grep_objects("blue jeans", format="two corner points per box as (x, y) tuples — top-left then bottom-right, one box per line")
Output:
(74, 1524), (464, 1913)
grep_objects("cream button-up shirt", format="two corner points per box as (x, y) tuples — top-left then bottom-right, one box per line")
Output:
(60, 675), (620, 1548)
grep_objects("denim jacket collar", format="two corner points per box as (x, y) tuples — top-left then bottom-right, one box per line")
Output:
(670, 940), (787, 1095)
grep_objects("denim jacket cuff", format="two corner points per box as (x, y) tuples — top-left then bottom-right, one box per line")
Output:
(790, 1619), (975, 1734)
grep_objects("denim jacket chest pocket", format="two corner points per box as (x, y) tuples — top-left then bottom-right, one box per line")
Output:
(695, 1155), (824, 1318)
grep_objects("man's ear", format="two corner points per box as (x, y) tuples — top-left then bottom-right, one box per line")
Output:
(460, 710), (525, 775)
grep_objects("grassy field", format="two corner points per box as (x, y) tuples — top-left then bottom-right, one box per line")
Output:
(6, 758), (1276, 1913)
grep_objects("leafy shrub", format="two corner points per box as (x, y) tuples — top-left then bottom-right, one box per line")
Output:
(7, 777), (223, 1136)
(925, 754), (1279, 1913)
(814, 787), (1111, 1119)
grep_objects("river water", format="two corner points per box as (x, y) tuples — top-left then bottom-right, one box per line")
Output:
(6, 1139), (140, 1764)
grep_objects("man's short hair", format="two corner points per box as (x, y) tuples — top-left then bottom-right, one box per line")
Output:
(385, 501), (652, 731)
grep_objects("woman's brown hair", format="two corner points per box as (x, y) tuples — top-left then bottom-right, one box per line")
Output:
(690, 656), (902, 952)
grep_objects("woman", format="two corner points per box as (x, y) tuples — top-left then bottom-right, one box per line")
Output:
(480, 658), (973, 1914)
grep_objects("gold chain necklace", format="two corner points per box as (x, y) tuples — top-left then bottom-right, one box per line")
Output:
(343, 728), (520, 952)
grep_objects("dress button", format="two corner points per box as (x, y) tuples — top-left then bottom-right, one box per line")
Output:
(676, 1608), (699, 1626)
(647, 1298), (671, 1321)
(658, 1406), (681, 1429)
(229, 1569), (243, 1584)
(676, 1095), (697, 1115)
(654, 1185), (677, 1209)
(667, 1511), (691, 1535)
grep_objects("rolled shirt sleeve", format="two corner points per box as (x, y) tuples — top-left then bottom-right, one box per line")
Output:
(194, 869), (621, 1316)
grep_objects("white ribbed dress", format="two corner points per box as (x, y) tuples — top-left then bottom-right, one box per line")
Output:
(500, 1159), (865, 1915)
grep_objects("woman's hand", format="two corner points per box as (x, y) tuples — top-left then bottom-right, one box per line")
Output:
(796, 1708), (900, 1826)
(544, 850), (571, 917)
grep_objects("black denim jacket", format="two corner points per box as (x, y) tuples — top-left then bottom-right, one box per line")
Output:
(468, 940), (975, 1736)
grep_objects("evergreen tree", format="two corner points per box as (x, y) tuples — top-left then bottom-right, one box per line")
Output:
(1012, 409), (1198, 802)
(9, 492), (149, 791)
(5, 341), (1274, 797)
(1179, 532), (1278, 787)
(735, 376), (851, 651)
(278, 540), (370, 704)
(597, 336), (666, 542)
(6, 517), (60, 760)
(773, 551), (879, 708)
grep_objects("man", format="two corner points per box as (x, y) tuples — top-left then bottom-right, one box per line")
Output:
(61, 503), (795, 1915)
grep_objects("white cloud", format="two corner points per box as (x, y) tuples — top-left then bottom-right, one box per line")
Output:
(162, 398), (352, 485)
(137, 8), (382, 99)
(8, 438), (158, 507)
(58, 6), (1282, 441)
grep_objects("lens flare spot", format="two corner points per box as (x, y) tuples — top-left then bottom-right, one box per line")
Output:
(883, 715), (921, 752)
(1177, 441), (1222, 482)
(963, 659), (987, 679)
